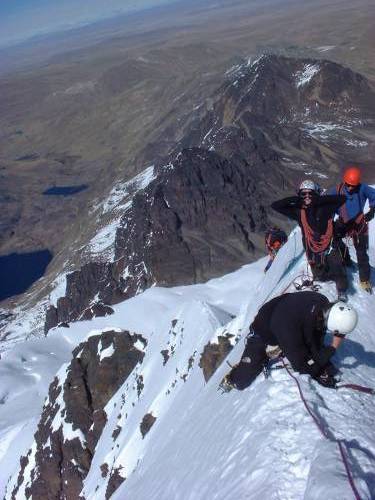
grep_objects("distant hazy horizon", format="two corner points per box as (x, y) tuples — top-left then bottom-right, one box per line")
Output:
(0, 0), (180, 48)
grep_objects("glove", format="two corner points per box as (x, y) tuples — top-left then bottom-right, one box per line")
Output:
(364, 207), (375, 223)
(324, 362), (340, 377)
(314, 371), (337, 389)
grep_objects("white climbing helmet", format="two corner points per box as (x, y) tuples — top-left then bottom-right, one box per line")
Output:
(298, 179), (319, 193)
(327, 302), (358, 335)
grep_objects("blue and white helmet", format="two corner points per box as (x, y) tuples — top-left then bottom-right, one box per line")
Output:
(298, 179), (320, 193)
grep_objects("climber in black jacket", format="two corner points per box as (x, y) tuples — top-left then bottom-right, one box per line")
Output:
(271, 180), (348, 301)
(223, 291), (358, 391)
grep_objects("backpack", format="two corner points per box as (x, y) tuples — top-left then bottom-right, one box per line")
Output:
(265, 227), (287, 252)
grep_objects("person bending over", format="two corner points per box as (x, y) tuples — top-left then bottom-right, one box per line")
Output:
(223, 291), (358, 391)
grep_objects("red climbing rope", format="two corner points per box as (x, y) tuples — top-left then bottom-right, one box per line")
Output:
(300, 208), (333, 254)
(282, 359), (362, 500)
(337, 383), (375, 395)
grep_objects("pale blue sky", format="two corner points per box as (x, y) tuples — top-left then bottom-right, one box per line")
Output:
(0, 0), (178, 48)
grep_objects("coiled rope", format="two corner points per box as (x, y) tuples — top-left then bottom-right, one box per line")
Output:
(300, 208), (333, 255)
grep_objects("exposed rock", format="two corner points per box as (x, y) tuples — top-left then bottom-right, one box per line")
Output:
(101, 463), (109, 478)
(199, 336), (234, 382)
(106, 467), (126, 500)
(140, 413), (157, 439)
(80, 302), (114, 321)
(160, 349), (170, 365)
(112, 426), (122, 441)
(45, 262), (123, 331)
(44, 305), (58, 333)
(136, 375), (144, 398)
(12, 330), (146, 500)
(115, 146), (270, 294)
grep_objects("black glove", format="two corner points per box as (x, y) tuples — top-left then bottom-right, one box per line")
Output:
(364, 207), (375, 223)
(324, 362), (339, 377)
(314, 371), (337, 389)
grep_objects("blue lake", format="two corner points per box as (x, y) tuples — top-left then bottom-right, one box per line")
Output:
(43, 185), (88, 196)
(0, 250), (53, 301)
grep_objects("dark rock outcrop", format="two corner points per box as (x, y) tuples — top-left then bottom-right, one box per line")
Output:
(80, 302), (114, 321)
(199, 335), (234, 382)
(140, 413), (157, 439)
(11, 330), (146, 500)
(106, 467), (126, 500)
(114, 146), (271, 294)
(45, 262), (123, 331)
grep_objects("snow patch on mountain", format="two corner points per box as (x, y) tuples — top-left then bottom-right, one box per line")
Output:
(98, 339), (115, 361)
(49, 273), (67, 307)
(344, 138), (368, 147)
(316, 45), (336, 53)
(295, 63), (320, 87)
(87, 165), (156, 259)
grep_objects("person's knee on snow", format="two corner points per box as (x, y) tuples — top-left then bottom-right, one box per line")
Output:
(227, 335), (267, 390)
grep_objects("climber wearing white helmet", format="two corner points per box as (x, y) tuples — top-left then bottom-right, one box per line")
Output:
(222, 291), (358, 391)
(271, 178), (349, 301)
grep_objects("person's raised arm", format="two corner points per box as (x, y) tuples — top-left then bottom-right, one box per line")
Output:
(271, 196), (301, 222)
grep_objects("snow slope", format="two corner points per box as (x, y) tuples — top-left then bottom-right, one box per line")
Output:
(1, 222), (375, 499)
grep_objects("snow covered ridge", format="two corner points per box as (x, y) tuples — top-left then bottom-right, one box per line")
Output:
(224, 54), (265, 80)
(2, 223), (375, 499)
(99, 165), (156, 216)
(86, 165), (156, 260)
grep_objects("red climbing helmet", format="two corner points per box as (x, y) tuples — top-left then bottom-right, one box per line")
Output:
(343, 166), (361, 186)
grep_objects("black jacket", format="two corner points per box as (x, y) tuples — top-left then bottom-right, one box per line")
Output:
(252, 291), (335, 377)
(271, 195), (346, 261)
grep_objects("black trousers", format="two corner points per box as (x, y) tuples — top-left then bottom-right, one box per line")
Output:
(336, 221), (370, 282)
(310, 248), (348, 292)
(227, 335), (267, 390)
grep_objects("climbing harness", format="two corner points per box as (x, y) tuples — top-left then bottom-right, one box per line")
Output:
(292, 267), (321, 292)
(293, 278), (320, 292)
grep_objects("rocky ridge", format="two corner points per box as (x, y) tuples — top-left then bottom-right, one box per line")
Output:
(10, 330), (146, 499)
(43, 55), (375, 333)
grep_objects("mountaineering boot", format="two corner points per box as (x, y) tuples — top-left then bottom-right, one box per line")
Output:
(359, 280), (373, 294)
(314, 371), (337, 389)
(325, 362), (341, 378)
(265, 344), (282, 360)
(219, 374), (237, 393)
(337, 290), (348, 302)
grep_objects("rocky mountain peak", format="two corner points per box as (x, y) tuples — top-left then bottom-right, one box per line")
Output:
(10, 329), (146, 499)
(23, 54), (374, 335)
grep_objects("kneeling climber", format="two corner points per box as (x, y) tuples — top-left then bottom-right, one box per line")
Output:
(223, 291), (358, 391)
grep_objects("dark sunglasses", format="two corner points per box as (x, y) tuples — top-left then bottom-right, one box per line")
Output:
(345, 183), (357, 189)
(299, 190), (313, 198)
